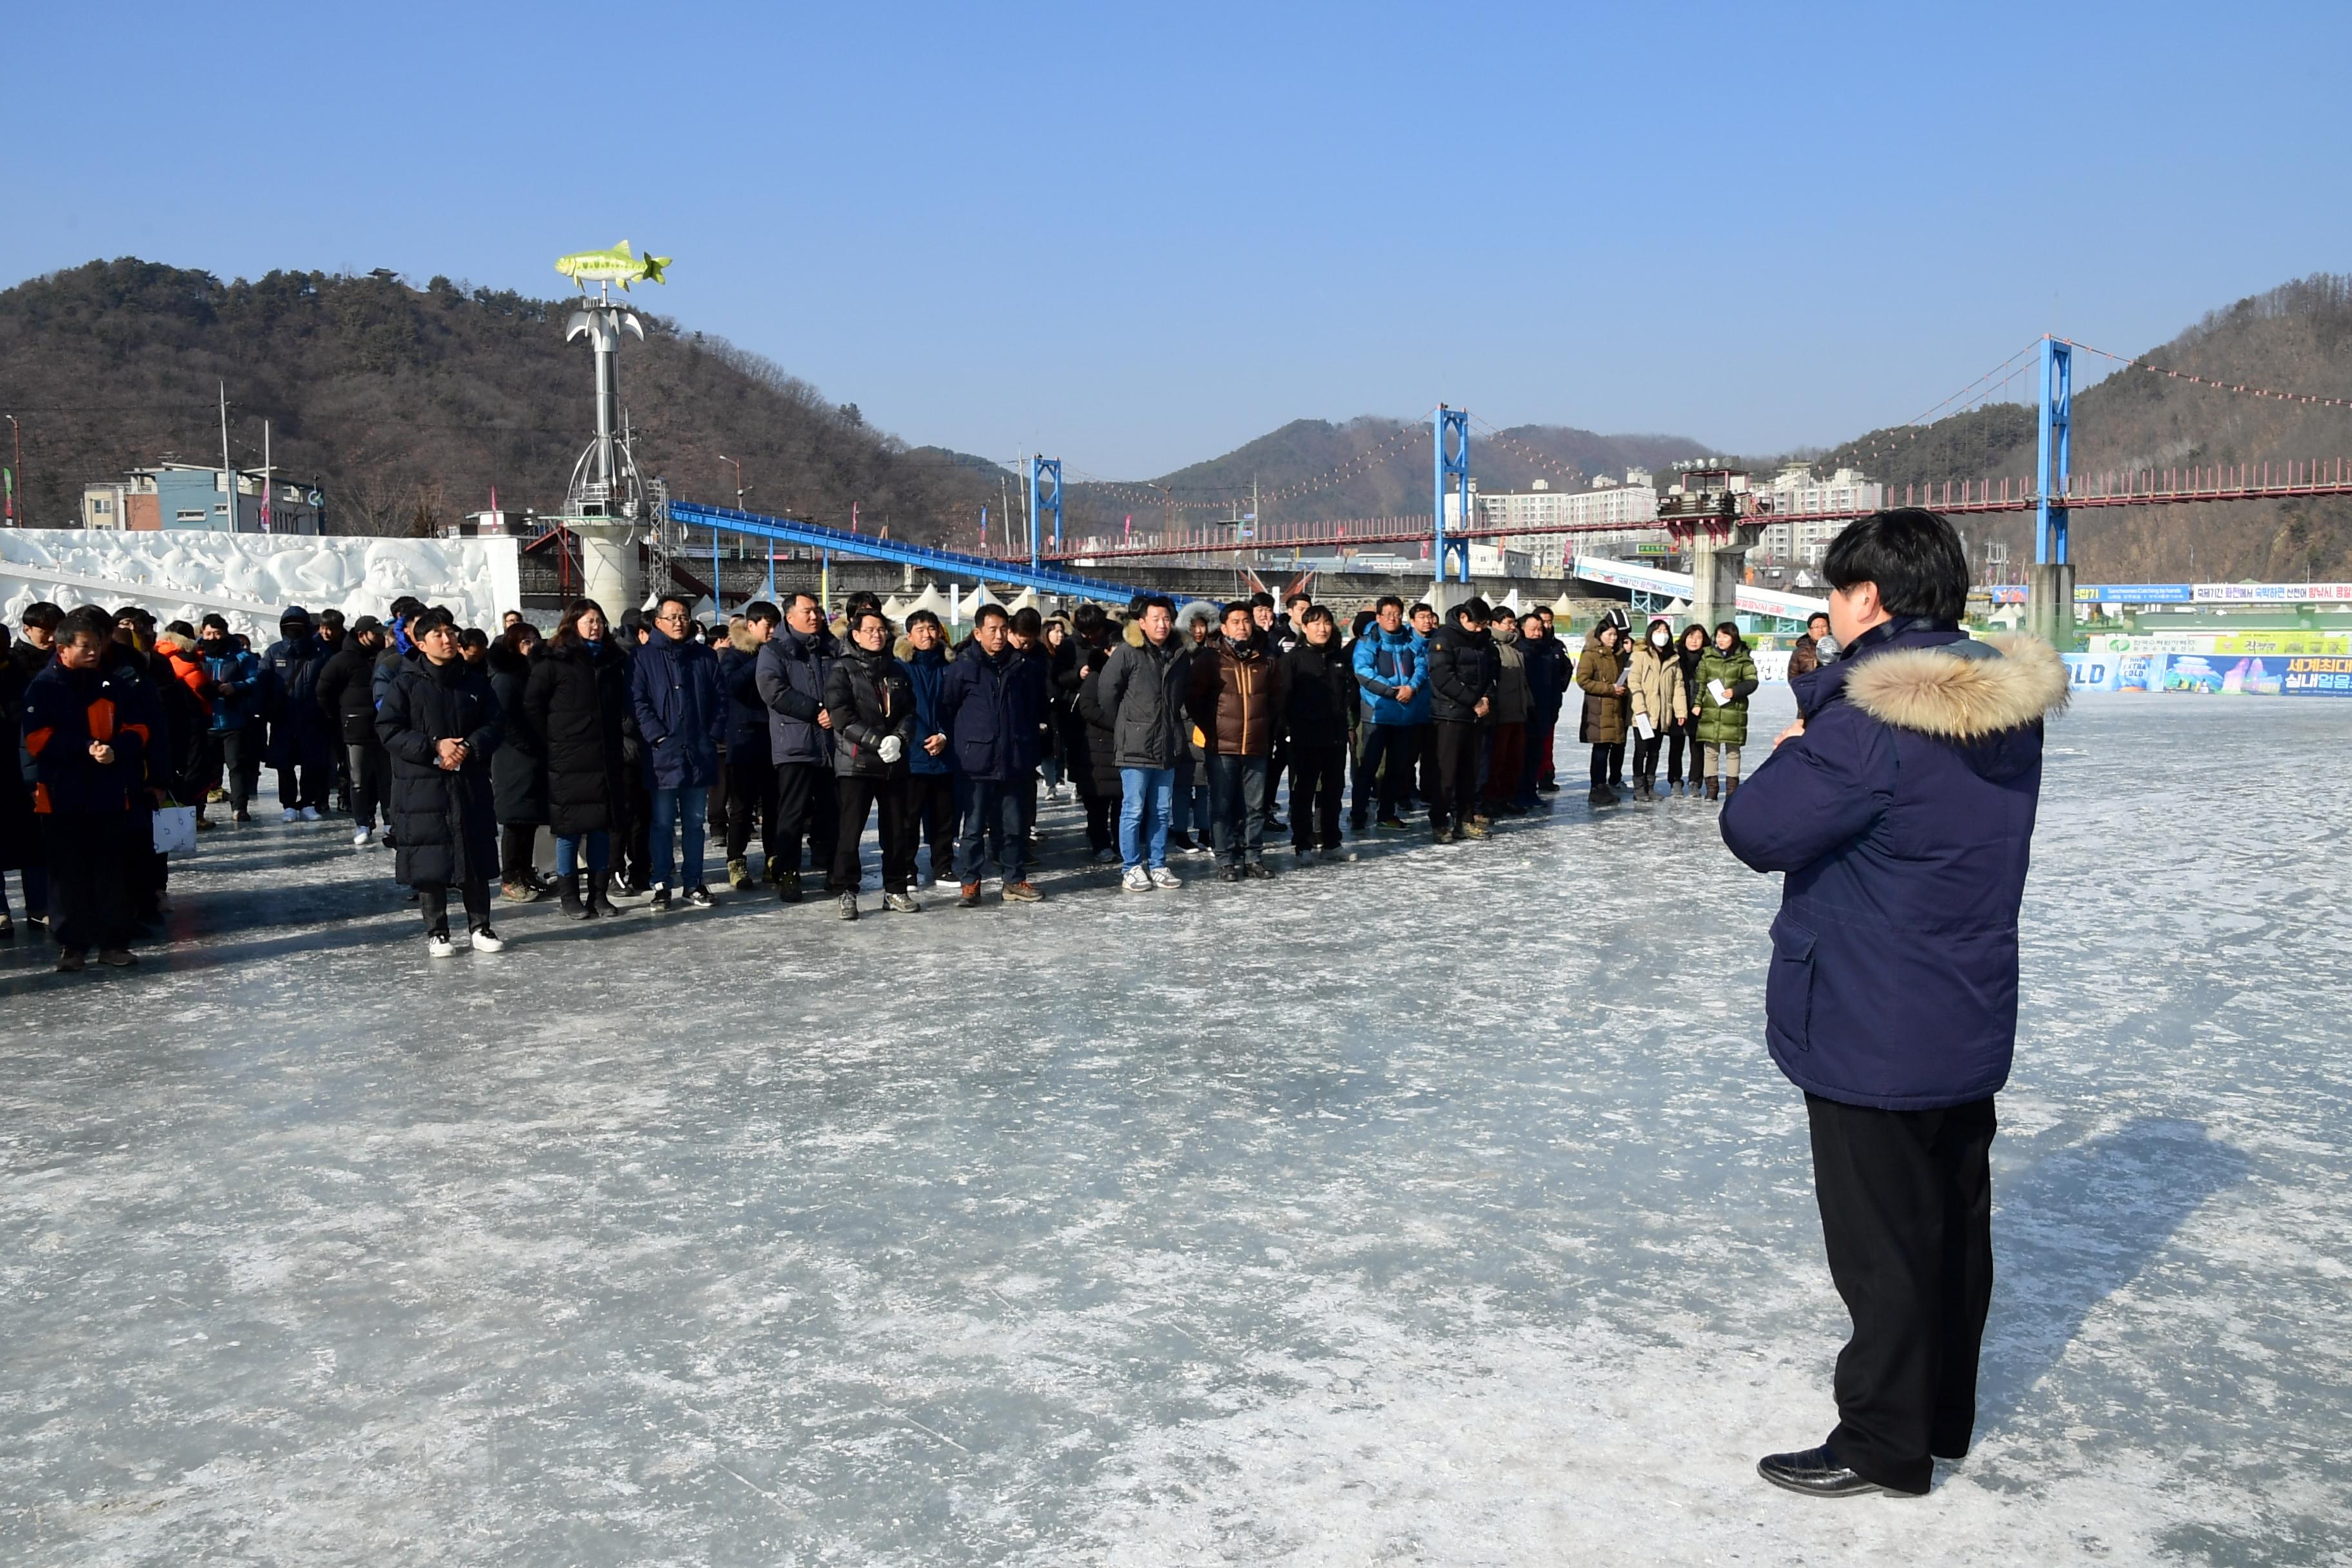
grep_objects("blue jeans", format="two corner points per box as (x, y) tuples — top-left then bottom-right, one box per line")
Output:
(1205, 754), (1268, 867)
(554, 829), (610, 876)
(649, 786), (709, 889)
(955, 777), (1028, 885)
(1117, 766), (1175, 870)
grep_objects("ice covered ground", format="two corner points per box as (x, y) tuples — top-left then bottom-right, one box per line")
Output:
(2, 689), (2347, 1566)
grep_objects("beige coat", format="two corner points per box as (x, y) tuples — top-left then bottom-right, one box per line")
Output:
(1626, 642), (1689, 734)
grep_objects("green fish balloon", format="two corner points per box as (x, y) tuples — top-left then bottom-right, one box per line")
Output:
(554, 240), (672, 291)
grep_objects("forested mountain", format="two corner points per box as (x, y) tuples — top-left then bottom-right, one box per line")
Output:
(0, 259), (1001, 540)
(5, 259), (2348, 579)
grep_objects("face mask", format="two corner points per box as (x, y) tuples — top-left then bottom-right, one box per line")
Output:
(1651, 630), (1668, 647)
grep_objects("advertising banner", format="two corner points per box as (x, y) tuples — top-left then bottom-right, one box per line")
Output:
(2062, 654), (2122, 692)
(2090, 631), (2352, 658)
(2075, 583), (2194, 603)
(2151, 654), (2288, 695)
(2283, 655), (2352, 697)
(2192, 582), (2352, 603)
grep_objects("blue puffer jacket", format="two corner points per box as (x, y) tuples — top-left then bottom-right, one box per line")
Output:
(200, 641), (263, 733)
(1353, 625), (1430, 725)
(628, 625), (724, 789)
(903, 643), (952, 776)
(754, 626), (837, 767)
(717, 625), (770, 755)
(938, 638), (1046, 781)
(1720, 620), (2070, 1110)
(262, 632), (333, 765)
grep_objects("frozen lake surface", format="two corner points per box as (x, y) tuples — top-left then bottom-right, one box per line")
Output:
(3, 690), (2347, 1565)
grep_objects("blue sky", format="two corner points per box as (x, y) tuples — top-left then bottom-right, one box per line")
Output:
(8, 0), (2348, 477)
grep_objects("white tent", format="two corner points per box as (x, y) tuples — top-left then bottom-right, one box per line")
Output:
(1549, 590), (1582, 618)
(966, 583), (1003, 616)
(904, 583), (951, 625)
(1497, 589), (1522, 615)
(880, 594), (911, 622)
(1004, 587), (1041, 615)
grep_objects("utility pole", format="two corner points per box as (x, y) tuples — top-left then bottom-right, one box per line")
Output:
(3, 413), (19, 526)
(260, 418), (273, 533)
(218, 382), (235, 533)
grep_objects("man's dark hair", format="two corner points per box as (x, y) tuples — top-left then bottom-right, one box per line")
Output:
(1141, 594), (1177, 617)
(654, 593), (692, 618)
(783, 591), (820, 615)
(318, 607), (346, 630)
(1807, 611), (1831, 630)
(1009, 606), (1043, 637)
(1375, 594), (1405, 614)
(845, 590), (883, 616)
(1220, 600), (1254, 623)
(60, 606), (114, 645)
(974, 603), (1010, 628)
(412, 607), (458, 638)
(845, 607), (887, 632)
(1285, 593), (1311, 611)
(906, 608), (943, 632)
(1072, 603), (1109, 636)
(743, 600), (781, 626)
(21, 602), (64, 633)
(458, 627), (490, 652)
(1302, 605), (1335, 627)
(165, 620), (197, 638)
(1409, 602), (1435, 619)
(1822, 507), (1970, 622)
(1248, 591), (1275, 611)
(1128, 593), (1152, 616)
(1458, 596), (1491, 625)
(200, 613), (230, 634)
(389, 595), (426, 621)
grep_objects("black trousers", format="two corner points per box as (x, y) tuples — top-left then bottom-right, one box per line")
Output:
(1413, 723), (1444, 820)
(1078, 787), (1118, 854)
(1807, 1092), (1997, 1496)
(1433, 719), (1482, 830)
(833, 773), (915, 894)
(623, 776), (652, 884)
(1288, 742), (1345, 850)
(42, 814), (134, 953)
(724, 753), (778, 863)
(347, 741), (389, 830)
(1631, 732), (1663, 784)
(1353, 723), (1413, 824)
(1589, 741), (1624, 787)
(418, 878), (493, 934)
(907, 774), (957, 875)
(774, 761), (838, 875)
(500, 821), (540, 885)
(207, 729), (259, 815)
(276, 746), (330, 810)
(1666, 723), (1696, 785)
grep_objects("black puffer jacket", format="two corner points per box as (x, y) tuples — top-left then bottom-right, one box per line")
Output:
(819, 643), (917, 779)
(1280, 638), (1355, 749)
(487, 642), (547, 825)
(524, 637), (632, 837)
(1072, 647), (1122, 798)
(1426, 622), (1499, 724)
(377, 654), (502, 889)
(315, 640), (380, 747)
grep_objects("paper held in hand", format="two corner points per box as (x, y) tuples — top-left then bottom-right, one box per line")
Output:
(1709, 679), (1730, 705)
(1633, 714), (1656, 740)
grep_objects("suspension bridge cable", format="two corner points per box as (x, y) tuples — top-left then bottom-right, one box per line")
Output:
(2064, 338), (2352, 411)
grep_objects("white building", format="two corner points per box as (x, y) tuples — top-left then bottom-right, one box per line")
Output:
(1754, 463), (1883, 565)
(1445, 470), (1662, 573)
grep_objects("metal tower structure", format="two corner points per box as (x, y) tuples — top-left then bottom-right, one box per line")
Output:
(1433, 406), (1471, 583)
(1026, 456), (1063, 572)
(562, 291), (653, 524)
(2029, 335), (2075, 645)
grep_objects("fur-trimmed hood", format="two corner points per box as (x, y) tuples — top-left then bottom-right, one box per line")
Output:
(1845, 633), (2068, 740)
(729, 621), (765, 654)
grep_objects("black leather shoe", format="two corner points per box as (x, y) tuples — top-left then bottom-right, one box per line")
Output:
(1756, 1446), (1888, 1498)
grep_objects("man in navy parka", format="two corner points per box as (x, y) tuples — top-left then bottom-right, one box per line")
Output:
(1721, 508), (2069, 1501)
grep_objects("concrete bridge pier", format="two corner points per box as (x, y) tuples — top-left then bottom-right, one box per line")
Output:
(1689, 525), (1763, 634)
(572, 520), (643, 620)
(2027, 561), (2075, 649)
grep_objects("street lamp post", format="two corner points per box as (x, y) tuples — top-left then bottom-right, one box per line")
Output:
(720, 454), (770, 600)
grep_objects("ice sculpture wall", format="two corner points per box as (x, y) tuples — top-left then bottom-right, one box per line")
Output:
(0, 531), (522, 642)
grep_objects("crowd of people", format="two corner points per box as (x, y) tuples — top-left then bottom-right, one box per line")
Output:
(0, 582), (1838, 967)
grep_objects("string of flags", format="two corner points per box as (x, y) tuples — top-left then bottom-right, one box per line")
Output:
(2066, 338), (2352, 411)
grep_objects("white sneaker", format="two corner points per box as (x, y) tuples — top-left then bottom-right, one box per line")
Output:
(1121, 866), (1153, 893)
(426, 930), (456, 958)
(470, 926), (505, 954)
(352, 826), (373, 847)
(280, 807), (300, 823)
(1149, 866), (1183, 890)
(300, 806), (322, 822)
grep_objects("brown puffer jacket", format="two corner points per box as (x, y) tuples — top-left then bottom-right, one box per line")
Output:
(1574, 640), (1629, 745)
(1787, 634), (1821, 678)
(1185, 636), (1286, 757)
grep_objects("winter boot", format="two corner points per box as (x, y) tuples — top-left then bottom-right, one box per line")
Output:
(559, 873), (586, 919)
(1705, 777), (1721, 801)
(1725, 779), (1741, 802)
(586, 871), (621, 917)
(776, 869), (802, 905)
(1589, 784), (1618, 807)
(727, 857), (750, 891)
